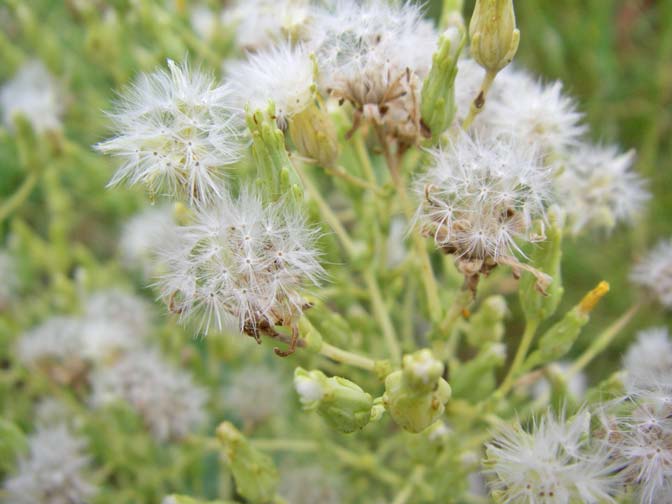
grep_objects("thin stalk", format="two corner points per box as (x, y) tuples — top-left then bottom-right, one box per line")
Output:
(353, 130), (377, 184)
(0, 172), (38, 223)
(568, 304), (640, 378)
(462, 70), (497, 129)
(319, 341), (377, 372)
(391, 465), (426, 504)
(373, 125), (442, 322)
(364, 268), (401, 364)
(325, 165), (384, 195)
(497, 319), (540, 398)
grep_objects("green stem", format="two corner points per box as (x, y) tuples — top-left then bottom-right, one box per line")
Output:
(462, 70), (497, 130)
(319, 341), (377, 372)
(568, 304), (640, 378)
(391, 465), (426, 504)
(324, 164), (384, 195)
(497, 319), (540, 397)
(0, 172), (38, 223)
(364, 268), (401, 364)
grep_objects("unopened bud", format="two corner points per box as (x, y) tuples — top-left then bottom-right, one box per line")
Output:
(468, 0), (520, 73)
(465, 295), (508, 348)
(293, 367), (373, 433)
(519, 207), (565, 323)
(289, 101), (340, 168)
(216, 422), (279, 504)
(383, 350), (451, 433)
(450, 343), (506, 400)
(524, 281), (609, 370)
(420, 27), (465, 140)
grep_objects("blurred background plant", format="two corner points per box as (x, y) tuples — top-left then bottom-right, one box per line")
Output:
(0, 0), (670, 503)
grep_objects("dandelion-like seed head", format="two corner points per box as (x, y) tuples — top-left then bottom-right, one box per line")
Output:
(90, 349), (208, 441)
(557, 143), (649, 235)
(417, 132), (550, 266)
(0, 60), (64, 133)
(631, 238), (672, 309)
(3, 424), (97, 504)
(96, 59), (247, 204)
(624, 327), (672, 392)
(228, 43), (315, 128)
(158, 188), (324, 337)
(485, 410), (620, 504)
(482, 69), (586, 155)
(309, 0), (437, 144)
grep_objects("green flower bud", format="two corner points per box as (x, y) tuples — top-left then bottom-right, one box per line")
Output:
(420, 27), (465, 140)
(289, 100), (340, 168)
(450, 343), (506, 400)
(519, 207), (565, 324)
(468, 0), (520, 73)
(293, 367), (373, 433)
(383, 350), (451, 433)
(216, 422), (279, 504)
(403, 349), (446, 393)
(524, 282), (610, 370)
(246, 104), (299, 201)
(465, 295), (508, 348)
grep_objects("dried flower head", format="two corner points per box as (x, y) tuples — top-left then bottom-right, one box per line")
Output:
(3, 424), (97, 504)
(0, 60), (64, 133)
(557, 143), (649, 235)
(631, 238), (672, 308)
(157, 188), (323, 344)
(417, 132), (551, 290)
(485, 410), (620, 504)
(90, 349), (207, 441)
(96, 59), (247, 203)
(309, 0), (437, 145)
(227, 43), (315, 128)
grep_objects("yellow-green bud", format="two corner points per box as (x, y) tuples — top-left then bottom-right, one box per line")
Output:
(293, 368), (373, 433)
(468, 0), (520, 73)
(288, 101), (340, 168)
(246, 104), (298, 200)
(440, 0), (465, 31)
(524, 282), (610, 370)
(465, 295), (508, 348)
(216, 422), (279, 504)
(420, 27), (465, 140)
(519, 207), (565, 324)
(383, 350), (451, 433)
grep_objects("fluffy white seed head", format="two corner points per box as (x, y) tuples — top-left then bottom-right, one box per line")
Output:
(17, 316), (85, 370)
(599, 387), (672, 504)
(157, 188), (324, 335)
(96, 59), (247, 204)
(225, 365), (287, 424)
(485, 410), (620, 504)
(3, 424), (97, 504)
(623, 327), (672, 393)
(417, 132), (551, 261)
(0, 60), (64, 133)
(223, 0), (312, 51)
(308, 0), (436, 143)
(90, 349), (208, 441)
(227, 43), (315, 127)
(481, 68), (586, 155)
(119, 205), (175, 279)
(557, 143), (649, 235)
(631, 239), (672, 308)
